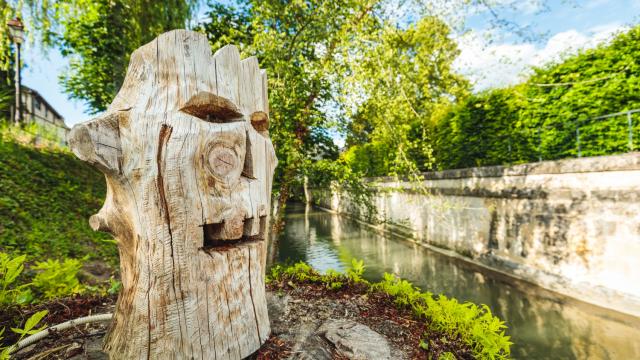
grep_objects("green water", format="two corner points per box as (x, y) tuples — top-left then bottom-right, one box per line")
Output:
(268, 203), (640, 359)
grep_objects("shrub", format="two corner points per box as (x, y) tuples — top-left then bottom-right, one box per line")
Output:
(432, 25), (640, 170)
(31, 258), (85, 299)
(0, 252), (87, 306)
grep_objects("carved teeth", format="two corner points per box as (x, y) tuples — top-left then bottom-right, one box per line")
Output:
(202, 215), (267, 250)
(203, 214), (245, 242)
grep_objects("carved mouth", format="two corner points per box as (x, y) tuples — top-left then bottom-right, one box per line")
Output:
(200, 216), (267, 252)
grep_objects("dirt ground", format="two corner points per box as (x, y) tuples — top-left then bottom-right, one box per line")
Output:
(2, 282), (472, 359)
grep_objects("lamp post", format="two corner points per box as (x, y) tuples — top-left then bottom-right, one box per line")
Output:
(7, 17), (24, 126)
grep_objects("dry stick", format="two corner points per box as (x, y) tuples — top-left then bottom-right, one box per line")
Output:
(26, 343), (72, 360)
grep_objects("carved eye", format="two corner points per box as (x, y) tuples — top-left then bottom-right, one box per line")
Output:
(208, 145), (239, 178)
(180, 91), (243, 123)
(203, 134), (245, 187)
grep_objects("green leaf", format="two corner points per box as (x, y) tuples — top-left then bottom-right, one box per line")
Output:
(22, 310), (49, 334)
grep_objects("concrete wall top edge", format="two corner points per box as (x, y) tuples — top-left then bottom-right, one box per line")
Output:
(367, 152), (640, 183)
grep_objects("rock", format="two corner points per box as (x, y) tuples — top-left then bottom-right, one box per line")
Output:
(84, 337), (108, 360)
(79, 261), (113, 285)
(266, 290), (397, 359)
(289, 322), (333, 360)
(316, 319), (392, 360)
(266, 292), (291, 335)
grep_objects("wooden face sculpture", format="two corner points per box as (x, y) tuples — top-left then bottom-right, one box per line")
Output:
(68, 30), (276, 359)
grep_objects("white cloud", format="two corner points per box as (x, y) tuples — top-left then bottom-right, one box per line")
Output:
(453, 22), (627, 91)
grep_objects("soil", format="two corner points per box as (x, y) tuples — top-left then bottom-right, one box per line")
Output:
(263, 280), (473, 360)
(1, 282), (472, 359)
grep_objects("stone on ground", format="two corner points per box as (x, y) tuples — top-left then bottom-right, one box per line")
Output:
(316, 319), (392, 360)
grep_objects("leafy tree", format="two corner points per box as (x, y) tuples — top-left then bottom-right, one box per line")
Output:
(341, 16), (469, 177)
(0, 63), (13, 119)
(58, 0), (198, 112)
(432, 87), (528, 169)
(522, 25), (640, 159)
(1, 0), (199, 112)
(198, 0), (381, 228)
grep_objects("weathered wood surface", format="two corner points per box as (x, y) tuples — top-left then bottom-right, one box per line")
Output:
(68, 30), (277, 359)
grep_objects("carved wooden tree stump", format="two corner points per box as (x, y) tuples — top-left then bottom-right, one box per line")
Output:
(68, 30), (277, 359)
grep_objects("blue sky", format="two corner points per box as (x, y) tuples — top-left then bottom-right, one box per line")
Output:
(19, 0), (640, 127)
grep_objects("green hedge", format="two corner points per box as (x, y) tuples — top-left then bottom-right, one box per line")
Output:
(433, 25), (640, 170)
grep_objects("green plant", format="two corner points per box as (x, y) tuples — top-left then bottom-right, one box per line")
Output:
(0, 310), (48, 359)
(439, 352), (456, 360)
(324, 269), (345, 290)
(374, 273), (511, 360)
(433, 25), (640, 170)
(346, 258), (365, 282)
(107, 277), (122, 295)
(0, 89), (11, 116)
(31, 258), (84, 299)
(0, 253), (32, 306)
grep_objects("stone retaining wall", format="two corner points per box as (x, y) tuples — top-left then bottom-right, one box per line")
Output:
(312, 153), (640, 317)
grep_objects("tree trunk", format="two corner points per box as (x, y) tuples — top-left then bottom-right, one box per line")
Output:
(303, 175), (311, 204)
(68, 30), (277, 359)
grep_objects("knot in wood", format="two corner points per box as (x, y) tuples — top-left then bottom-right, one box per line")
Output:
(208, 146), (238, 178)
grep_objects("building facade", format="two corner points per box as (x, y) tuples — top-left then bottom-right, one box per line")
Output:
(10, 86), (69, 145)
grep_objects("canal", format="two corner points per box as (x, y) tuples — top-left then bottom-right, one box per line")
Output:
(268, 203), (640, 359)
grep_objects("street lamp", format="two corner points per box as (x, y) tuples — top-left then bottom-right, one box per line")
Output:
(7, 17), (24, 125)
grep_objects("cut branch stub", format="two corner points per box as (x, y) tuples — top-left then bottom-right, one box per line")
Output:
(250, 111), (269, 134)
(67, 30), (277, 360)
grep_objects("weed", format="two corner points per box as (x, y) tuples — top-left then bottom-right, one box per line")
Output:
(32, 258), (85, 299)
(0, 253), (32, 305)
(0, 310), (48, 359)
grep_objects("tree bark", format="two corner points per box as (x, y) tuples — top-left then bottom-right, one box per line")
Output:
(68, 30), (276, 359)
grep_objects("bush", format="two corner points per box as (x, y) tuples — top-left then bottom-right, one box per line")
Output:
(0, 253), (32, 306)
(0, 252), (89, 307)
(31, 258), (85, 300)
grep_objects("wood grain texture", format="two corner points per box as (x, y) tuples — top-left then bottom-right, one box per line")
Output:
(67, 30), (277, 360)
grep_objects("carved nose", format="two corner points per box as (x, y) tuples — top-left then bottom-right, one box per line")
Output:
(68, 124), (95, 162)
(67, 113), (122, 175)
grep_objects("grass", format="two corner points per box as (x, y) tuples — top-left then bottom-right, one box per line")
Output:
(0, 123), (117, 265)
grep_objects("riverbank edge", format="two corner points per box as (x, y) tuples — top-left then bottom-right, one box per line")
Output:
(313, 204), (640, 322)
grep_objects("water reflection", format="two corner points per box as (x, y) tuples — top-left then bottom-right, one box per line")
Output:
(269, 203), (640, 359)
